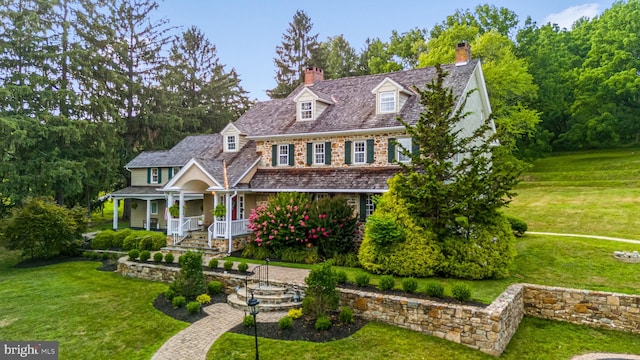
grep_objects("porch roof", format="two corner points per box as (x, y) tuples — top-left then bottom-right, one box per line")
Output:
(248, 167), (400, 193)
(110, 186), (164, 199)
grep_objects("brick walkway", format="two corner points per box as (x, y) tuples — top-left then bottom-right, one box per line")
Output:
(151, 263), (309, 360)
(571, 354), (640, 360)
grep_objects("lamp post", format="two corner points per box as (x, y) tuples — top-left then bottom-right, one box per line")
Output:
(247, 291), (260, 360)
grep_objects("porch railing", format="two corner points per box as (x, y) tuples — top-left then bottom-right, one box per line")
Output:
(170, 216), (203, 245)
(207, 219), (250, 240)
(245, 258), (270, 299)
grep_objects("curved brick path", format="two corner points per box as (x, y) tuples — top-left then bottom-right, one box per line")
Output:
(151, 263), (309, 360)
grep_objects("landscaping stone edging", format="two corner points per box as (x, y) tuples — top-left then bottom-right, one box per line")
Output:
(117, 258), (640, 357)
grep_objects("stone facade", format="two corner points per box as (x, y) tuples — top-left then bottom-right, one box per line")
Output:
(523, 284), (640, 334)
(210, 236), (248, 253)
(256, 131), (406, 169)
(116, 259), (640, 357)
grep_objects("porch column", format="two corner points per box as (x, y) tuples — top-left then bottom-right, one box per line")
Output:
(112, 197), (119, 230)
(145, 199), (151, 231)
(226, 192), (233, 254)
(167, 193), (174, 235)
(179, 192), (185, 236)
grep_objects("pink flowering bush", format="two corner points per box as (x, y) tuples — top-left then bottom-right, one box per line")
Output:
(247, 192), (311, 253)
(306, 196), (359, 258)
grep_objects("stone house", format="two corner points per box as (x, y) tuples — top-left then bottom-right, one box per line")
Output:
(110, 42), (494, 254)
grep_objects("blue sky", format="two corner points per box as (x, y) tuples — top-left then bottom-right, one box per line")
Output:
(154, 1), (615, 100)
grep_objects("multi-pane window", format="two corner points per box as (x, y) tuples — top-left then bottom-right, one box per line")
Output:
(226, 135), (237, 151)
(397, 138), (412, 162)
(151, 168), (159, 183)
(314, 143), (325, 164)
(238, 195), (245, 219)
(379, 91), (396, 113)
(365, 194), (376, 217)
(278, 144), (289, 165)
(151, 201), (158, 215)
(353, 141), (366, 164)
(300, 101), (313, 120)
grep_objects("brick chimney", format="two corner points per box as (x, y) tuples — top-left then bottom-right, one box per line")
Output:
(455, 41), (471, 66)
(304, 67), (324, 85)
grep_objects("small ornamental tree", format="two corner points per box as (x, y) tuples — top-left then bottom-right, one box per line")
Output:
(304, 261), (339, 318)
(170, 251), (206, 300)
(247, 192), (310, 253)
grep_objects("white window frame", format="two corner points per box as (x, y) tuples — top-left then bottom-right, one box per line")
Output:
(150, 201), (158, 215)
(353, 141), (366, 164)
(397, 138), (412, 163)
(379, 91), (396, 113)
(278, 144), (289, 166)
(225, 135), (237, 152)
(365, 194), (376, 217)
(299, 101), (313, 120)
(150, 168), (159, 184)
(313, 143), (325, 165)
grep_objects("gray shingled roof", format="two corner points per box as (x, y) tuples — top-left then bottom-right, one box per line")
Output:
(249, 167), (401, 192)
(194, 140), (260, 188)
(126, 134), (219, 168)
(111, 186), (164, 197)
(234, 60), (479, 137)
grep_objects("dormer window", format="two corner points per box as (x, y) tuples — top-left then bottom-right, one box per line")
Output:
(225, 135), (237, 152)
(300, 101), (313, 120)
(379, 91), (396, 113)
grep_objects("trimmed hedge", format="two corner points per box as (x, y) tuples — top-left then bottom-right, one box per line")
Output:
(91, 230), (115, 250)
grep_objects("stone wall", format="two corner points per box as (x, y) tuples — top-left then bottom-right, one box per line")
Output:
(523, 284), (640, 334)
(210, 236), (248, 254)
(340, 284), (524, 356)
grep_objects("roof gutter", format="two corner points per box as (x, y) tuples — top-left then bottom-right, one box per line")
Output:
(247, 126), (406, 141)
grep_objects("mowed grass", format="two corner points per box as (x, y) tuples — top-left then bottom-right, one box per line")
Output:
(208, 317), (640, 360)
(504, 148), (640, 239)
(0, 256), (187, 360)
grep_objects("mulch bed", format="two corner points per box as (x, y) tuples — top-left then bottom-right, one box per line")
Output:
(152, 292), (227, 323)
(228, 312), (368, 342)
(13, 255), (87, 269)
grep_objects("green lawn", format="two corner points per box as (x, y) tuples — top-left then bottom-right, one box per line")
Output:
(0, 256), (187, 359)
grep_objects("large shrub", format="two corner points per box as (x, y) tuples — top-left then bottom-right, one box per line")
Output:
(91, 230), (115, 250)
(121, 230), (166, 251)
(440, 214), (516, 279)
(112, 228), (133, 249)
(170, 251), (206, 300)
(306, 196), (358, 258)
(304, 261), (339, 318)
(247, 192), (310, 253)
(2, 197), (87, 259)
(358, 185), (443, 277)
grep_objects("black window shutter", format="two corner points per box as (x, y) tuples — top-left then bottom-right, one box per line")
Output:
(359, 194), (367, 221)
(345, 141), (352, 164)
(147, 168), (151, 183)
(288, 144), (295, 166)
(366, 139), (375, 163)
(271, 145), (277, 166)
(168, 167), (173, 179)
(306, 143), (313, 165)
(388, 138), (396, 163)
(325, 142), (332, 165)
(158, 168), (162, 183)
(412, 141), (420, 156)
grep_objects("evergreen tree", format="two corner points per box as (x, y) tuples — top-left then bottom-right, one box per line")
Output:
(267, 10), (319, 98)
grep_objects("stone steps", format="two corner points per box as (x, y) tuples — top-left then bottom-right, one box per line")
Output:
(227, 285), (303, 312)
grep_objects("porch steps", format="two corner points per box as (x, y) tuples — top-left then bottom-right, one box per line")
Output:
(227, 283), (303, 312)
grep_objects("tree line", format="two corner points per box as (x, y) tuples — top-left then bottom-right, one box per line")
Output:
(1, 0), (638, 217)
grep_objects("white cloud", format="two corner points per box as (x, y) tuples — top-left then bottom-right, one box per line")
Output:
(544, 3), (600, 29)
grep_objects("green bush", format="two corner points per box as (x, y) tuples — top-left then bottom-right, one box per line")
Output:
(440, 215), (516, 279)
(237, 262), (249, 273)
(208, 258), (219, 269)
(314, 315), (331, 331)
(339, 307), (353, 324)
(401, 277), (418, 293)
(164, 288), (176, 301)
(196, 294), (211, 305)
(278, 316), (293, 330)
(506, 215), (528, 237)
(150, 233), (167, 250)
(164, 253), (174, 264)
(302, 296), (315, 315)
(425, 281), (445, 298)
(278, 247), (319, 264)
(243, 315), (255, 327)
(128, 249), (139, 260)
(355, 273), (370, 287)
(172, 296), (186, 308)
(112, 228), (133, 249)
(304, 261), (339, 317)
(91, 230), (115, 250)
(451, 283), (472, 302)
(172, 251), (206, 300)
(241, 242), (271, 260)
(335, 270), (348, 284)
(307, 196), (359, 257)
(207, 281), (223, 295)
(186, 301), (201, 314)
(138, 236), (153, 251)
(378, 275), (395, 291)
(331, 252), (360, 268)
(153, 252), (163, 262)
(82, 251), (92, 258)
(139, 250), (151, 262)
(288, 308), (303, 319)
(364, 212), (406, 247)
(223, 260), (233, 271)
(122, 233), (139, 250)
(101, 252), (110, 260)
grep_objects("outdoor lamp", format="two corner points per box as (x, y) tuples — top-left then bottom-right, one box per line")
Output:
(247, 291), (260, 360)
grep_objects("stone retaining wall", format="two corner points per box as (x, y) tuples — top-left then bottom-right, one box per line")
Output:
(117, 259), (640, 357)
(523, 284), (640, 334)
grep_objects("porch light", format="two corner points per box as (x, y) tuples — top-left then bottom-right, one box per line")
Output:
(247, 291), (260, 359)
